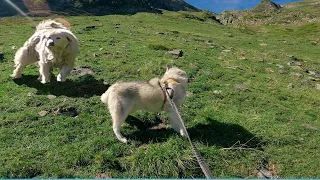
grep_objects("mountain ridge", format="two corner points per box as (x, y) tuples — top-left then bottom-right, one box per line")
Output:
(0, 0), (199, 17)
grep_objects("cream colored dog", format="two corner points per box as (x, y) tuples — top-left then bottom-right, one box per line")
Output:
(101, 66), (188, 143)
(11, 19), (79, 84)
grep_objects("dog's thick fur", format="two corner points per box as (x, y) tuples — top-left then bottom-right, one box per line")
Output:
(12, 19), (79, 83)
(101, 66), (188, 143)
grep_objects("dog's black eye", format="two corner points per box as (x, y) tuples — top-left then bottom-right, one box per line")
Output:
(56, 37), (61, 39)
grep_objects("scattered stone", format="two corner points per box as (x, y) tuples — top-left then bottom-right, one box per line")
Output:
(70, 66), (94, 76)
(99, 48), (104, 51)
(291, 66), (303, 70)
(38, 110), (49, 117)
(302, 123), (318, 130)
(47, 95), (56, 99)
(239, 57), (247, 60)
(96, 173), (111, 178)
(291, 72), (303, 78)
(289, 55), (298, 61)
(86, 25), (96, 29)
(167, 49), (183, 57)
(218, 57), (224, 60)
(27, 92), (34, 97)
(265, 68), (274, 73)
(213, 90), (222, 94)
(309, 76), (319, 81)
(204, 40), (216, 47)
(113, 24), (120, 28)
(235, 84), (248, 91)
(278, 69), (288, 74)
(103, 81), (109, 85)
(186, 91), (193, 97)
(11, 46), (17, 50)
(149, 123), (168, 130)
(222, 49), (231, 52)
(287, 61), (302, 66)
(257, 169), (277, 179)
(93, 53), (98, 57)
(310, 41), (318, 45)
(56, 106), (78, 117)
(307, 70), (320, 78)
(288, 83), (294, 88)
(316, 84), (320, 90)
(259, 43), (268, 46)
(276, 64), (284, 68)
(226, 66), (242, 70)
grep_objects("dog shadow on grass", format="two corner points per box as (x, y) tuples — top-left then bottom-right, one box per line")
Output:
(188, 118), (265, 149)
(13, 74), (109, 98)
(126, 116), (265, 149)
(126, 115), (177, 144)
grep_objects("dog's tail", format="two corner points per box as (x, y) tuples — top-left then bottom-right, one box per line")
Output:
(101, 88), (111, 104)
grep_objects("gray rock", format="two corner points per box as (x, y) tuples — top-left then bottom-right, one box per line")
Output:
(288, 83), (294, 88)
(276, 64), (284, 68)
(291, 72), (303, 78)
(167, 50), (183, 57)
(307, 71), (320, 78)
(235, 84), (248, 91)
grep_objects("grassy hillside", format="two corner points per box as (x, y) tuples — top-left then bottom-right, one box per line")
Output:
(0, 8), (319, 178)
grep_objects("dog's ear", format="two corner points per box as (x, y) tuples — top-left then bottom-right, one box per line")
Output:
(166, 64), (172, 71)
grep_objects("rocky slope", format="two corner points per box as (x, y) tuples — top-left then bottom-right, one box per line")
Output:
(217, 0), (320, 26)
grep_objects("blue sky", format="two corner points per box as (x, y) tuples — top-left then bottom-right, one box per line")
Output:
(184, 0), (301, 14)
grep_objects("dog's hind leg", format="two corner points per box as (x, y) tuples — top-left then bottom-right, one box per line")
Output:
(110, 101), (132, 143)
(11, 47), (32, 78)
(57, 64), (71, 82)
(12, 63), (27, 78)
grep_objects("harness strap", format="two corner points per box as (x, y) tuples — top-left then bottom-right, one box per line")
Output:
(159, 78), (179, 110)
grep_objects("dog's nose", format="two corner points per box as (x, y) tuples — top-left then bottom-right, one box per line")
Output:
(48, 41), (54, 46)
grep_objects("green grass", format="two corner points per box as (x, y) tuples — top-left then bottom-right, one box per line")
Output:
(0, 9), (319, 178)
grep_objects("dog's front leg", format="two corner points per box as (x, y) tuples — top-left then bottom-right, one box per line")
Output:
(57, 65), (71, 82)
(39, 62), (51, 84)
(167, 111), (186, 137)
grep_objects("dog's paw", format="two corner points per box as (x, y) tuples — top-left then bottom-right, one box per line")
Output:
(40, 80), (50, 84)
(57, 74), (66, 82)
(11, 74), (22, 79)
(118, 137), (128, 144)
(180, 129), (186, 136)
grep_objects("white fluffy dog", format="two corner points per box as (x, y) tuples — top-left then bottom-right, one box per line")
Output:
(11, 19), (79, 84)
(101, 66), (188, 143)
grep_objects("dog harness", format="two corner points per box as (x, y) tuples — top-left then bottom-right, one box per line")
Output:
(159, 78), (179, 110)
